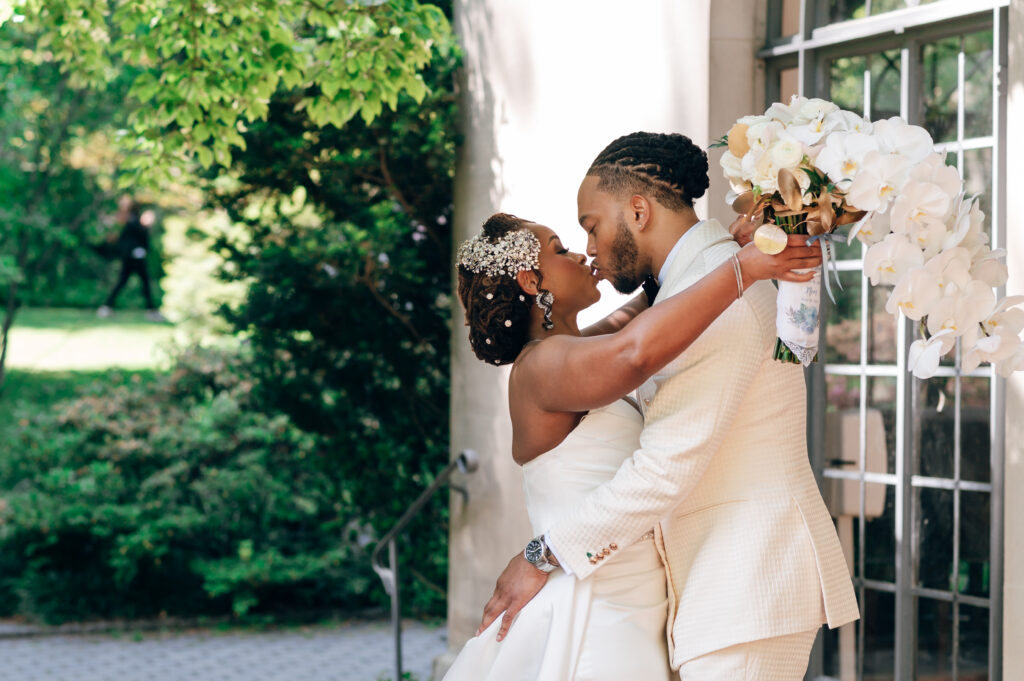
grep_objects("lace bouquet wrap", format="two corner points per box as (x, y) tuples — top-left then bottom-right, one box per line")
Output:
(714, 95), (1024, 377)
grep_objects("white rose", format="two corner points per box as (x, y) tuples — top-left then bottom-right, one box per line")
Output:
(770, 139), (804, 169)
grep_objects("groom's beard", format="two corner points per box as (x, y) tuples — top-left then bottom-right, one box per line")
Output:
(608, 214), (644, 294)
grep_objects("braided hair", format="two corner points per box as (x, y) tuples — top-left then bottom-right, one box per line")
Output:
(457, 213), (537, 366)
(586, 132), (710, 210)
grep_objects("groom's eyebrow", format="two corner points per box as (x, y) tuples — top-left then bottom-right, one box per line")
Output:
(548, 235), (559, 244)
(577, 214), (589, 226)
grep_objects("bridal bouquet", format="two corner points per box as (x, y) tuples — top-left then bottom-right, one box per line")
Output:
(715, 95), (1024, 379)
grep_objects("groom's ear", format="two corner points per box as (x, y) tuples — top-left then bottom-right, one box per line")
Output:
(630, 194), (652, 230)
(516, 270), (540, 296)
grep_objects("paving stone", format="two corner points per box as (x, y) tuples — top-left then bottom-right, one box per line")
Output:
(0, 620), (447, 681)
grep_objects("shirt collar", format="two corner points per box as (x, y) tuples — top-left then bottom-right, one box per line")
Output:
(656, 221), (703, 286)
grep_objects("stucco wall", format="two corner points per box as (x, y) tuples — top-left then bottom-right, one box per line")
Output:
(1003, 2), (1023, 678)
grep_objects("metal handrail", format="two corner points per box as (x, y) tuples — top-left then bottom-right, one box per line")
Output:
(371, 449), (479, 681)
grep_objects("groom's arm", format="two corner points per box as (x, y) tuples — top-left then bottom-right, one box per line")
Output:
(479, 286), (775, 638)
(547, 293), (771, 577)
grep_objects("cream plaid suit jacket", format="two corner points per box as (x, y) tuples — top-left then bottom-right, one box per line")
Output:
(546, 219), (859, 668)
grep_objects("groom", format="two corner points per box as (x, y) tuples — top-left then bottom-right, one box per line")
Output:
(478, 132), (859, 679)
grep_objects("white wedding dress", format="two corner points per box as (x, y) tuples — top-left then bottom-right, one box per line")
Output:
(443, 397), (672, 681)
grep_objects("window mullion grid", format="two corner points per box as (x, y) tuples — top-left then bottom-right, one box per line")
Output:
(896, 41), (919, 681)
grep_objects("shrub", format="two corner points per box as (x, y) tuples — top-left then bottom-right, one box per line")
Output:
(0, 347), (404, 623)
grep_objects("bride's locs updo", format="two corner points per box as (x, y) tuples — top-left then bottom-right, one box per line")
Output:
(457, 213), (541, 366)
(587, 131), (710, 209)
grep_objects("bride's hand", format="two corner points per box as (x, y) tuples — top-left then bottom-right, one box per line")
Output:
(737, 235), (823, 284)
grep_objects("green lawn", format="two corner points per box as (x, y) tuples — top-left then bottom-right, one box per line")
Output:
(1, 308), (178, 445)
(6, 308), (180, 372)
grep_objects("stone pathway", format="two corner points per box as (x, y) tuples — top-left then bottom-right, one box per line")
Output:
(0, 619), (447, 681)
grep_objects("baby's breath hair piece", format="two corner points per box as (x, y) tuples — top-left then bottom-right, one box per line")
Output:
(456, 229), (541, 278)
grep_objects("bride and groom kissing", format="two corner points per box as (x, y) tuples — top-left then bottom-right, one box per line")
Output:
(446, 132), (859, 680)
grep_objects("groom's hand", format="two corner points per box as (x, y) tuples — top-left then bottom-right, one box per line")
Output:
(476, 553), (550, 641)
(729, 209), (765, 246)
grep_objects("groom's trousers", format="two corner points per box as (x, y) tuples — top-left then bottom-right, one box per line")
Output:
(677, 627), (818, 681)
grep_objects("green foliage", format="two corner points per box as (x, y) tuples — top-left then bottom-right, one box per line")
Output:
(7, 0), (455, 181)
(203, 17), (459, 616)
(0, 348), (385, 623)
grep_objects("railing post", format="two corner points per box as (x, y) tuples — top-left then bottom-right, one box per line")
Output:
(390, 538), (402, 681)
(371, 450), (478, 681)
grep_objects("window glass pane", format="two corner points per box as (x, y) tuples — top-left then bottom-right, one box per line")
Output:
(916, 597), (954, 678)
(852, 482), (896, 582)
(863, 589), (895, 680)
(917, 377), (955, 479)
(916, 486), (954, 591)
(827, 374), (860, 411)
(828, 0), (867, 24)
(960, 604), (991, 679)
(964, 146), (994, 230)
(868, 286), (897, 365)
(781, 0), (800, 38)
(822, 619), (858, 681)
(869, 50), (902, 121)
(960, 490), (991, 598)
(964, 30), (994, 139)
(922, 36), (961, 143)
(830, 55), (867, 114)
(961, 376), (991, 483)
(780, 66), (800, 103)
(868, 377), (897, 474)
(826, 271), (863, 365)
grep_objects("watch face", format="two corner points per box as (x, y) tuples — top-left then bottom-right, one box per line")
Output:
(524, 539), (543, 563)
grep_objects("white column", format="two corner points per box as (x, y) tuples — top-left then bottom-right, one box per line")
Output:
(1003, 2), (1024, 679)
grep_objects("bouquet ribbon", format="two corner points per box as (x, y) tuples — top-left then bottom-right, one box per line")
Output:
(805, 233), (843, 304)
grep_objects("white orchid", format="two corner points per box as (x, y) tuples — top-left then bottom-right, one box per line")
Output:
(923, 247), (973, 291)
(797, 98), (840, 121)
(846, 151), (911, 212)
(746, 120), (785, 153)
(925, 279), (996, 336)
(943, 197), (990, 256)
(909, 153), (964, 197)
(864, 233), (924, 286)
(849, 209), (891, 246)
(963, 332), (1024, 376)
(720, 151), (747, 193)
(971, 249), (1009, 288)
(886, 267), (942, 320)
(765, 96), (806, 124)
(889, 180), (953, 257)
(871, 117), (935, 163)
(908, 330), (957, 379)
(815, 131), (879, 185)
(825, 109), (872, 134)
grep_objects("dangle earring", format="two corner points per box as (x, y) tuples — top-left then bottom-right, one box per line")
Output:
(536, 290), (555, 330)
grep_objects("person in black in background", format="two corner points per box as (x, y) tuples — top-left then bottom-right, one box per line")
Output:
(97, 196), (166, 321)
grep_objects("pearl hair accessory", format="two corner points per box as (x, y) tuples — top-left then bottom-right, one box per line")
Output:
(456, 229), (541, 278)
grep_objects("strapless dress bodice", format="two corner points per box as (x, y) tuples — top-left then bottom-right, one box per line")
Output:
(522, 398), (643, 536)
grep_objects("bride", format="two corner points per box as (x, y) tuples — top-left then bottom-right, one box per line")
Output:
(443, 211), (821, 679)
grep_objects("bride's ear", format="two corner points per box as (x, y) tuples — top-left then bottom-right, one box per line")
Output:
(516, 270), (539, 296)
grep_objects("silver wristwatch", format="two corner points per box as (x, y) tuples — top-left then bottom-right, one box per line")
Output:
(524, 535), (559, 573)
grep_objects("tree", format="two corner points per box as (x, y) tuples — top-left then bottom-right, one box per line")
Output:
(4, 0), (451, 179)
(0, 0), (454, 393)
